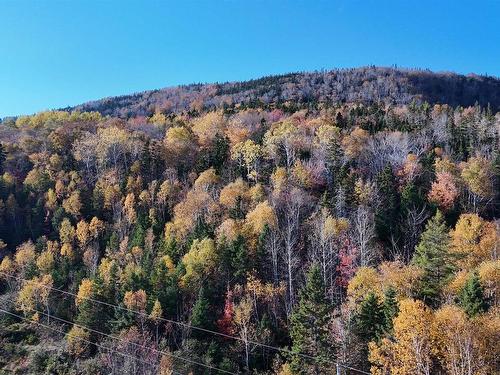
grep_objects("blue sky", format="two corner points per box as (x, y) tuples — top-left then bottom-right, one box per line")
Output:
(1, 0), (499, 118)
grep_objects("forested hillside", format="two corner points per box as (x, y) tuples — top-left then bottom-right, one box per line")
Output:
(0, 71), (498, 374)
(69, 67), (500, 118)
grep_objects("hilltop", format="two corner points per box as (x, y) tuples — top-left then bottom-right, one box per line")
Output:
(69, 67), (500, 118)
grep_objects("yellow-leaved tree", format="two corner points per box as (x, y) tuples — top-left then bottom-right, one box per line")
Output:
(342, 126), (369, 159)
(369, 299), (433, 375)
(231, 140), (263, 181)
(67, 325), (91, 357)
(181, 238), (218, 290)
(244, 201), (277, 237)
(431, 304), (497, 375)
(191, 111), (226, 147)
(450, 213), (498, 270)
(14, 241), (36, 276)
(163, 126), (197, 171)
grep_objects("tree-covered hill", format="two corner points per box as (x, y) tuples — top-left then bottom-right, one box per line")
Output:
(69, 67), (500, 118)
(0, 67), (498, 374)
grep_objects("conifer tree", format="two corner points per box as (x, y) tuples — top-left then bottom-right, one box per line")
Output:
(355, 292), (386, 344)
(190, 286), (214, 340)
(375, 165), (400, 247)
(382, 287), (398, 332)
(289, 264), (333, 374)
(75, 277), (110, 333)
(230, 235), (249, 280)
(209, 134), (230, 173)
(458, 271), (489, 317)
(162, 234), (180, 263)
(412, 210), (454, 306)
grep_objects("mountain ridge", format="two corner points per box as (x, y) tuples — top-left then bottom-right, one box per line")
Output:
(68, 66), (500, 118)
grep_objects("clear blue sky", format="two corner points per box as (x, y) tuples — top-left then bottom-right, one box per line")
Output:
(1, 0), (499, 118)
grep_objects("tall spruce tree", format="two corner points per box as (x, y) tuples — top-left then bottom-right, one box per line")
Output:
(289, 264), (333, 375)
(355, 292), (386, 344)
(190, 286), (215, 340)
(354, 292), (387, 371)
(375, 165), (401, 248)
(230, 234), (250, 281)
(412, 210), (454, 306)
(458, 272), (489, 317)
(382, 287), (398, 332)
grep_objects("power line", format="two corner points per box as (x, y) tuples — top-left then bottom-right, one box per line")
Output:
(0, 271), (370, 374)
(0, 299), (236, 375)
(0, 307), (184, 375)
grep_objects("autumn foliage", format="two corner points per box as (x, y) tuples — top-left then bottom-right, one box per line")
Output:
(0, 91), (498, 374)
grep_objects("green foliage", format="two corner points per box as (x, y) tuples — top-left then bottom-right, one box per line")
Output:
(458, 272), (489, 317)
(412, 210), (454, 306)
(375, 165), (400, 247)
(151, 258), (179, 317)
(400, 181), (424, 213)
(197, 134), (230, 173)
(289, 264), (333, 374)
(355, 292), (386, 344)
(75, 278), (111, 333)
(129, 224), (145, 248)
(0, 83), (499, 374)
(382, 287), (399, 332)
(190, 287), (215, 340)
(161, 235), (180, 263)
(229, 235), (250, 281)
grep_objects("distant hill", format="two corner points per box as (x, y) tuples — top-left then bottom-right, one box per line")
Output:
(70, 67), (500, 117)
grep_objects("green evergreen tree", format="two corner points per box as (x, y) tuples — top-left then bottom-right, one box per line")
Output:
(210, 134), (229, 173)
(103, 261), (120, 305)
(151, 259), (178, 317)
(129, 223), (145, 248)
(400, 181), (424, 214)
(412, 210), (454, 306)
(289, 264), (333, 374)
(354, 292), (388, 371)
(355, 292), (385, 344)
(229, 195), (245, 220)
(230, 235), (249, 280)
(254, 224), (269, 280)
(76, 277), (110, 333)
(140, 140), (153, 181)
(375, 165), (401, 248)
(162, 235), (180, 263)
(450, 119), (470, 161)
(382, 287), (398, 332)
(196, 134), (229, 174)
(458, 272), (489, 317)
(190, 286), (214, 340)
(106, 232), (120, 254)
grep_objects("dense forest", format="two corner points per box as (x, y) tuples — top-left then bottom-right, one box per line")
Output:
(0, 69), (499, 374)
(69, 67), (500, 118)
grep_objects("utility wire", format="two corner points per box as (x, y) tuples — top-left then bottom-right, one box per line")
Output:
(0, 271), (370, 374)
(0, 299), (236, 375)
(0, 307), (185, 375)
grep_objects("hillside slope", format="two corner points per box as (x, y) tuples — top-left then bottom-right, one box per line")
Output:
(71, 67), (500, 117)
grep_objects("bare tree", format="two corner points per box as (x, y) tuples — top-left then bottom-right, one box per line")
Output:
(402, 206), (428, 262)
(264, 226), (281, 286)
(99, 327), (161, 375)
(363, 131), (410, 176)
(308, 209), (338, 301)
(352, 205), (377, 266)
(276, 187), (311, 313)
